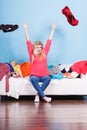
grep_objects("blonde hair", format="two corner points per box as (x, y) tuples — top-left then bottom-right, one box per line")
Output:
(32, 41), (45, 62)
(33, 41), (43, 50)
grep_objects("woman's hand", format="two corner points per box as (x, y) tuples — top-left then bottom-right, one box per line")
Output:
(23, 23), (30, 40)
(23, 23), (28, 30)
(48, 22), (56, 40)
(52, 22), (56, 30)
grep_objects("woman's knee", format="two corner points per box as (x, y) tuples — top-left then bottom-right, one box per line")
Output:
(46, 75), (51, 82)
(30, 76), (38, 82)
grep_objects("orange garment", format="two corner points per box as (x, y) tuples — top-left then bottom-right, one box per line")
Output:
(63, 72), (72, 78)
(20, 62), (30, 77)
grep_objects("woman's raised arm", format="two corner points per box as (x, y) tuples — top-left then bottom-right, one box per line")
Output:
(48, 22), (56, 40)
(23, 23), (30, 41)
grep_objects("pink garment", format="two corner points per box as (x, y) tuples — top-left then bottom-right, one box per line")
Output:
(26, 39), (52, 76)
(0, 63), (10, 92)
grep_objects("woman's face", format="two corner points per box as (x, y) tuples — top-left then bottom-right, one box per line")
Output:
(34, 45), (43, 55)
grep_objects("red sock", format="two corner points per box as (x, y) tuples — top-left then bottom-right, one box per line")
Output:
(62, 6), (79, 26)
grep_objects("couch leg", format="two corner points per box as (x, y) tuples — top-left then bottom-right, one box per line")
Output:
(0, 96), (5, 101)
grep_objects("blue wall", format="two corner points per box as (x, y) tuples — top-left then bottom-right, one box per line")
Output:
(0, 0), (87, 64)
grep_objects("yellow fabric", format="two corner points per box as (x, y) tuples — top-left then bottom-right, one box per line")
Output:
(14, 65), (20, 73)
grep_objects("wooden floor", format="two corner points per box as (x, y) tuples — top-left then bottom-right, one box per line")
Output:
(0, 97), (87, 130)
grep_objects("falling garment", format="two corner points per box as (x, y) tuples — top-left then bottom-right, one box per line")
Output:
(62, 6), (79, 26)
(0, 24), (19, 32)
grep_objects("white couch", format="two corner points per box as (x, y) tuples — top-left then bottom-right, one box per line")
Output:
(0, 75), (87, 99)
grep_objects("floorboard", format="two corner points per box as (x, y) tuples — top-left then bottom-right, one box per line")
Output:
(0, 98), (87, 130)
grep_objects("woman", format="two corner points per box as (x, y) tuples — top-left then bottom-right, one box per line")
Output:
(23, 23), (56, 102)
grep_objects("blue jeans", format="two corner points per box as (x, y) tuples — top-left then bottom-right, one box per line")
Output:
(30, 75), (51, 98)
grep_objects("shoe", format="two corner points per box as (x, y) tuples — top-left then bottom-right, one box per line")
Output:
(43, 96), (52, 103)
(34, 95), (40, 103)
